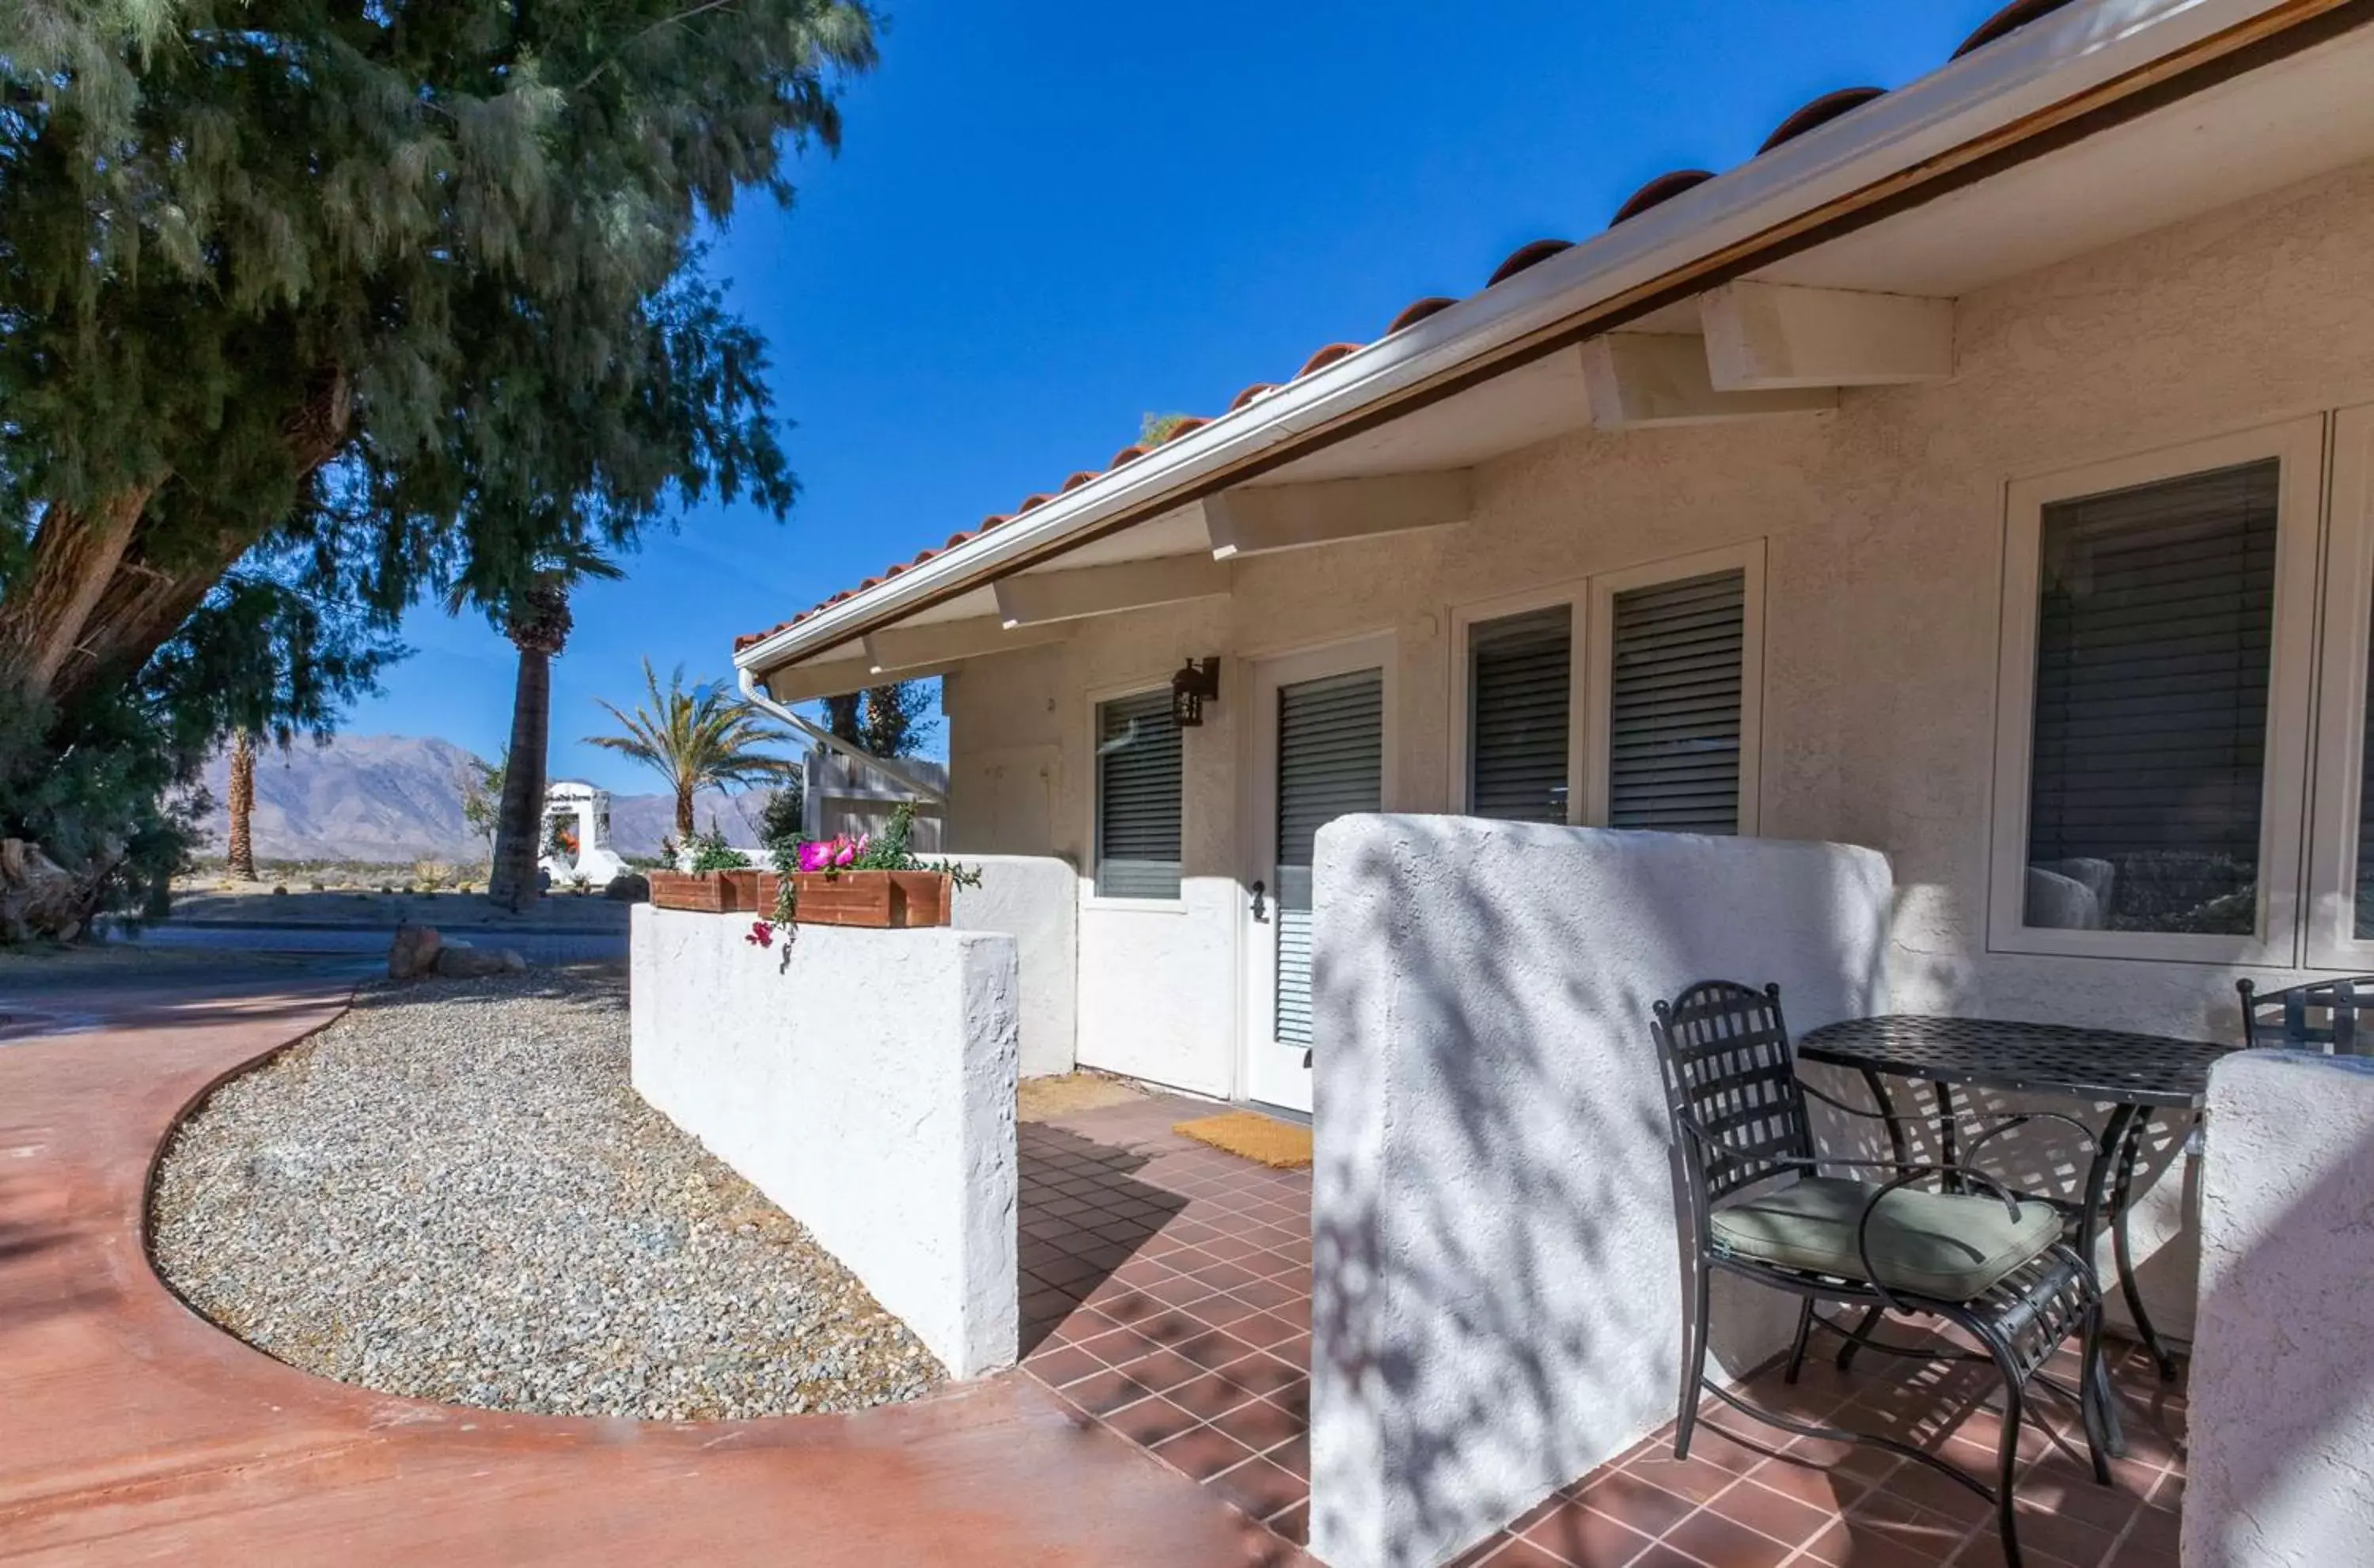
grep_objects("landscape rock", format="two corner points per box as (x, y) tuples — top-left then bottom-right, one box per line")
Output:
(605, 873), (650, 903)
(433, 941), (527, 979)
(146, 972), (944, 1419)
(388, 922), (442, 980)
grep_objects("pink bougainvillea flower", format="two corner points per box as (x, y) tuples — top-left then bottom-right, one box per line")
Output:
(796, 840), (834, 874)
(743, 920), (773, 949)
(833, 840), (857, 869)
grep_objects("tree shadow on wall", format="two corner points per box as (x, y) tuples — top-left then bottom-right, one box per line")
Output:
(1309, 824), (1892, 1565)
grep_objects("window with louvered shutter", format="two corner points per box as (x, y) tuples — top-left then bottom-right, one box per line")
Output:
(2023, 460), (2278, 935)
(1274, 668), (1383, 1049)
(1094, 691), (1181, 899)
(1606, 570), (1747, 834)
(1468, 605), (1572, 822)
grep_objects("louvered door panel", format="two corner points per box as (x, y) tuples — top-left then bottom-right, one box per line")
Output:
(1274, 668), (1382, 1047)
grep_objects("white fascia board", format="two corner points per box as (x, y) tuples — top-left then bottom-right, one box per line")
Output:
(732, 0), (2298, 677)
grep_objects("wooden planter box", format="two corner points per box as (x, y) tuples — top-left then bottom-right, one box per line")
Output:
(648, 869), (762, 914)
(788, 869), (952, 929)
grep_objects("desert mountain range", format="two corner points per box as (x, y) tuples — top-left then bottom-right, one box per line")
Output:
(189, 733), (772, 864)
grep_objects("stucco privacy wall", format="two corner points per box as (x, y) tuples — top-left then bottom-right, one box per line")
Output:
(628, 905), (1020, 1377)
(1306, 819), (1894, 1568)
(2182, 1051), (2374, 1568)
(942, 155), (2374, 1327)
(950, 855), (1077, 1079)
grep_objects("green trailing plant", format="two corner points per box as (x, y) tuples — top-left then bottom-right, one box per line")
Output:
(687, 827), (750, 874)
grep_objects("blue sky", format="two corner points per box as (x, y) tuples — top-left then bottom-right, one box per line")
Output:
(362, 0), (2004, 793)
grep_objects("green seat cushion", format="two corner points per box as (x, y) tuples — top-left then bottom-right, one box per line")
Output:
(1709, 1176), (2061, 1301)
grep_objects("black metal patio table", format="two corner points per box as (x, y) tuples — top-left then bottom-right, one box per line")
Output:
(1795, 1014), (2232, 1449)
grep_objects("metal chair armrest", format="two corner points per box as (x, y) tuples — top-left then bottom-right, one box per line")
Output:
(1797, 1075), (1900, 1122)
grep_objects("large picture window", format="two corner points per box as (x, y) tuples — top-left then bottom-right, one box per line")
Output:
(2023, 460), (2279, 936)
(1094, 689), (1182, 900)
(1990, 419), (2323, 964)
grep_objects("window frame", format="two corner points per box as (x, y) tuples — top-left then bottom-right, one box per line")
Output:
(2305, 405), (2374, 970)
(1581, 540), (1768, 835)
(1447, 581), (1590, 824)
(1085, 679), (1189, 911)
(1985, 416), (2326, 967)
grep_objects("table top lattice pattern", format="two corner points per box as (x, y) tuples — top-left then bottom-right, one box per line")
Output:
(1796, 1013), (2233, 1108)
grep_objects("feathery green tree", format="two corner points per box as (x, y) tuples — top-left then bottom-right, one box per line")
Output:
(0, 0), (874, 933)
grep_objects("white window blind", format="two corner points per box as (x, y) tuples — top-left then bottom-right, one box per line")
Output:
(1607, 569), (1746, 834)
(1095, 691), (1182, 899)
(1275, 668), (1382, 1049)
(1469, 604), (1572, 822)
(2025, 460), (2278, 935)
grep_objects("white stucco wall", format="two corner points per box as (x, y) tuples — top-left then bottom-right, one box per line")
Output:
(950, 854), (1077, 1079)
(1306, 817), (1894, 1568)
(2183, 1051), (2374, 1568)
(939, 157), (2374, 1339)
(629, 905), (1020, 1378)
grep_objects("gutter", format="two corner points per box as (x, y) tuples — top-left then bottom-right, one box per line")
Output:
(734, 0), (2368, 680)
(737, 667), (950, 806)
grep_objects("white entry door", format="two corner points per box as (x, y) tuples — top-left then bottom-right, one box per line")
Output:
(1241, 638), (1391, 1114)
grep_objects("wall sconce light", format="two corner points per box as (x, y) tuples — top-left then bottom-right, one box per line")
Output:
(1170, 656), (1221, 728)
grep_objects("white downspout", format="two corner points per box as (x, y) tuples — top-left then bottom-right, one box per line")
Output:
(737, 666), (949, 805)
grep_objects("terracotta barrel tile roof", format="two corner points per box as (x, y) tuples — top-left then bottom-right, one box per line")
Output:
(735, 9), (2084, 658)
(1485, 238), (1574, 286)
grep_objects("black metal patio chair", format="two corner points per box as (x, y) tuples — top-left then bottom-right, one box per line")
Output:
(2236, 975), (2374, 1053)
(1649, 980), (2111, 1567)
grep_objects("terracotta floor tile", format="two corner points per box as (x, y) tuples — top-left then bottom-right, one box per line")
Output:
(1104, 1393), (1203, 1449)
(1169, 1369), (1261, 1422)
(1269, 1500), (1310, 1545)
(1211, 1395), (1304, 1455)
(1022, 1342), (1104, 1387)
(1659, 1506), (1797, 1567)
(1519, 1497), (1655, 1566)
(1705, 1475), (1833, 1550)
(1210, 1456), (1306, 1523)
(1574, 1471), (1698, 1539)
(1217, 1352), (1304, 1401)
(1063, 1366), (1157, 1417)
(1151, 1423), (1258, 1483)
(1480, 1540), (1576, 1568)
(1175, 1328), (1261, 1370)
(1223, 1310), (1303, 1350)
(1109, 1346), (1207, 1396)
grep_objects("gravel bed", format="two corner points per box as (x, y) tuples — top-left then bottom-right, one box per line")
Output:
(150, 971), (944, 1419)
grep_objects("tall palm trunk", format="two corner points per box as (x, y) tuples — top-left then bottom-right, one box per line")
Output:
(487, 645), (552, 910)
(486, 582), (573, 911)
(226, 728), (257, 881)
(675, 782), (696, 843)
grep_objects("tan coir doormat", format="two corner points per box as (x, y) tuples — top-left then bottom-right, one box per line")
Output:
(1172, 1110), (1313, 1168)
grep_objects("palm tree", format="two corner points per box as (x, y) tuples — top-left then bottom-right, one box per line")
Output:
(587, 660), (798, 843)
(448, 542), (624, 910)
(226, 728), (257, 881)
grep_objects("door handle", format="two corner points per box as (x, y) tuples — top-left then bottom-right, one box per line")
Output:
(1250, 880), (1267, 921)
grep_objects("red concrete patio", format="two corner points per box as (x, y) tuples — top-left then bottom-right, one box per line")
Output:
(0, 977), (1300, 1567)
(1014, 1093), (2187, 1568)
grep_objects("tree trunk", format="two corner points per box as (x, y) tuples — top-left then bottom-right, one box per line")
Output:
(676, 785), (695, 843)
(0, 488), (159, 710)
(226, 729), (257, 881)
(0, 369), (349, 723)
(487, 646), (552, 911)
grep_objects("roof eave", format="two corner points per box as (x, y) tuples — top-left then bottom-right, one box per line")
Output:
(735, 0), (2346, 681)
